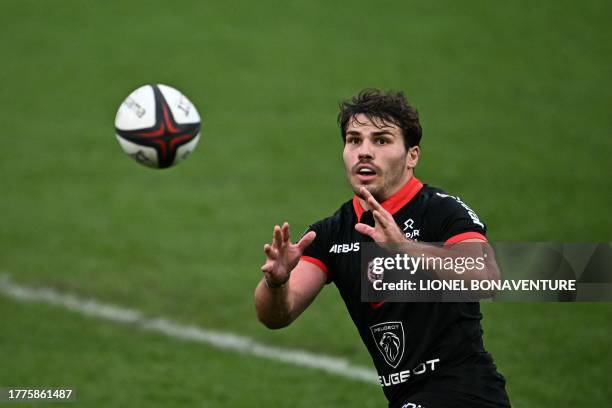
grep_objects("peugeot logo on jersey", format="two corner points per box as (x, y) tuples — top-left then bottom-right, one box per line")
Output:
(370, 321), (405, 368)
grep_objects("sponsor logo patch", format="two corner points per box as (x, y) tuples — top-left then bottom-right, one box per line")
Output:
(402, 218), (420, 240)
(370, 321), (405, 368)
(329, 243), (360, 253)
(435, 193), (484, 228)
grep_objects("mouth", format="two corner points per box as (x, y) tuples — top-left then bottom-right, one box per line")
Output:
(354, 164), (378, 183)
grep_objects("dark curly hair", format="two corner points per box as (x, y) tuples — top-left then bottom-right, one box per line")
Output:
(338, 89), (422, 149)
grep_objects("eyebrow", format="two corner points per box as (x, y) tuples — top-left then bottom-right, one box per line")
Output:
(345, 130), (395, 136)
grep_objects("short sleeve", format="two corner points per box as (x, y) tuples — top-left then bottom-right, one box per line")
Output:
(427, 192), (487, 245)
(300, 222), (333, 283)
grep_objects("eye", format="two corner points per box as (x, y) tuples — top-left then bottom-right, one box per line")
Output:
(346, 136), (361, 145)
(375, 137), (388, 145)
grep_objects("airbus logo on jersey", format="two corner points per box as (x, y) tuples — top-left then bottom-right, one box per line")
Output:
(329, 243), (360, 253)
(370, 321), (405, 368)
(435, 193), (484, 228)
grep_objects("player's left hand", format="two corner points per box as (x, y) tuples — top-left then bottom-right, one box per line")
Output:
(355, 187), (408, 247)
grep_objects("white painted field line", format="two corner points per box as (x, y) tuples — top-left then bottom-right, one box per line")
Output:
(0, 275), (378, 384)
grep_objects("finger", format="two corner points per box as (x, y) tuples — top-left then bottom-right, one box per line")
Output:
(282, 222), (290, 243)
(296, 231), (316, 251)
(274, 225), (283, 246)
(261, 262), (273, 273)
(372, 210), (389, 229)
(264, 244), (278, 259)
(272, 225), (282, 248)
(368, 196), (387, 214)
(360, 187), (383, 211)
(355, 223), (375, 238)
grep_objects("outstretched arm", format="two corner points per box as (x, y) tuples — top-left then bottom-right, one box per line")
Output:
(254, 222), (327, 329)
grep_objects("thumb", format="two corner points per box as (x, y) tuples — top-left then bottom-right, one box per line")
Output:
(296, 231), (316, 251)
(355, 223), (375, 238)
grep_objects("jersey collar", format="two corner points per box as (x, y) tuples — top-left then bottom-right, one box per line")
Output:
(352, 176), (424, 222)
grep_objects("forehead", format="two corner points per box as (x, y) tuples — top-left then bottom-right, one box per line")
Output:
(346, 113), (401, 135)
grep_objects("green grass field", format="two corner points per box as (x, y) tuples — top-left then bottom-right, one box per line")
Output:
(1, 0), (611, 406)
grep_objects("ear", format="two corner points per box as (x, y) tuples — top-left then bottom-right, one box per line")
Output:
(406, 145), (420, 169)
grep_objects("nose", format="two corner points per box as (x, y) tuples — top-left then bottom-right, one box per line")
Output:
(358, 152), (373, 161)
(357, 139), (374, 161)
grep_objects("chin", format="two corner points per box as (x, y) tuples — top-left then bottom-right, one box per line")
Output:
(353, 183), (382, 199)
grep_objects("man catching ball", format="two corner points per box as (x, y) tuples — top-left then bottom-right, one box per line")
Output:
(254, 89), (510, 407)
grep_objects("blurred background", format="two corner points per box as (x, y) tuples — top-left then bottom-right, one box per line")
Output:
(0, 0), (610, 406)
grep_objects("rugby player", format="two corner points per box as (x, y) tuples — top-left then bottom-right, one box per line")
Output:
(254, 89), (511, 407)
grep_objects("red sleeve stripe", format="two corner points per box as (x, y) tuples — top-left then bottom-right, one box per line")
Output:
(444, 231), (487, 246)
(300, 256), (330, 277)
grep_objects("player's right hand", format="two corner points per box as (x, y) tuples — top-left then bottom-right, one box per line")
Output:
(261, 222), (316, 286)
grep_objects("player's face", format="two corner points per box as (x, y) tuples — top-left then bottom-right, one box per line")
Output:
(343, 114), (419, 202)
